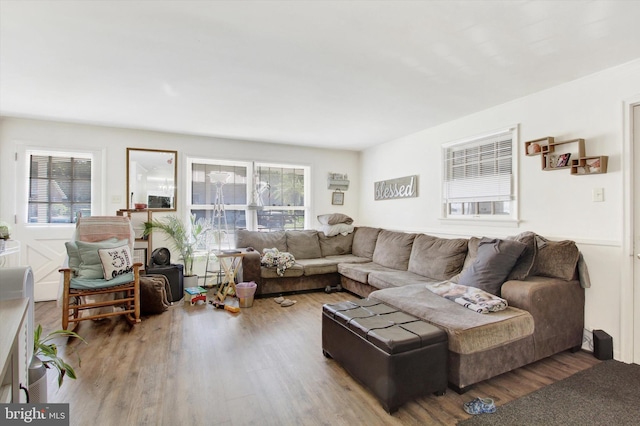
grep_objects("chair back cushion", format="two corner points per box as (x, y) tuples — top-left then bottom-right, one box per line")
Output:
(76, 216), (135, 250)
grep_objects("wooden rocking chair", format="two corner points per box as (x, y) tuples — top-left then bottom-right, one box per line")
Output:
(59, 216), (142, 330)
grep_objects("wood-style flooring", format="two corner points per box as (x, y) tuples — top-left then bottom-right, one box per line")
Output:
(35, 291), (599, 425)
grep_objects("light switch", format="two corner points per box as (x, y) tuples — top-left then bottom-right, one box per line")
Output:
(592, 188), (604, 202)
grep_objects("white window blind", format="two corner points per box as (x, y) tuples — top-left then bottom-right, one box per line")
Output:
(442, 128), (516, 218)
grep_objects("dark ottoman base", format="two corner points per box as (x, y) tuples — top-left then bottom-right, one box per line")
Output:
(322, 299), (448, 413)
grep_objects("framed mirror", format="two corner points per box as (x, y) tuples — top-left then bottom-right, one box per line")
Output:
(126, 148), (177, 211)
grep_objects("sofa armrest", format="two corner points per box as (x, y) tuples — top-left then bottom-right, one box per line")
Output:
(241, 251), (262, 286)
(502, 276), (584, 359)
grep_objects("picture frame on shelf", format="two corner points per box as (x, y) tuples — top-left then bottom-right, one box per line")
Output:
(332, 190), (344, 205)
(586, 158), (601, 173)
(556, 153), (571, 168)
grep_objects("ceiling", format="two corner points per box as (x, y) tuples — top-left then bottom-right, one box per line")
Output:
(2, 1), (640, 151)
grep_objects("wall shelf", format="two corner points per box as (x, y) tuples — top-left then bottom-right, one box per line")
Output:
(541, 138), (585, 171)
(570, 156), (608, 175)
(525, 136), (607, 175)
(525, 137), (553, 156)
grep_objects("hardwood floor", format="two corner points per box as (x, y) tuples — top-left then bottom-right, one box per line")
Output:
(35, 291), (599, 426)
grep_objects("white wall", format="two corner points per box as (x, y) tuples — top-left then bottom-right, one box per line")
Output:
(358, 58), (640, 361)
(0, 118), (360, 298)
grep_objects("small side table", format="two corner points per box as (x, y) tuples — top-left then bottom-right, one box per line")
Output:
(215, 251), (245, 301)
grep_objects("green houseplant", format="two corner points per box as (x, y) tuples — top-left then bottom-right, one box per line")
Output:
(143, 214), (210, 277)
(33, 324), (86, 387)
(0, 220), (10, 253)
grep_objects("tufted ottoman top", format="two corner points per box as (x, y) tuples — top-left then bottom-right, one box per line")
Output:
(323, 299), (447, 354)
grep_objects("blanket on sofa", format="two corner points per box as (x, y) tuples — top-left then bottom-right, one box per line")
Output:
(261, 248), (296, 276)
(425, 281), (508, 314)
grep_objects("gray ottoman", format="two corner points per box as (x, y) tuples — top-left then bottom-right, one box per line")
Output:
(322, 299), (448, 413)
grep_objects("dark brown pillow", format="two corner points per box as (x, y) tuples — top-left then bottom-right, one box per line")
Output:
(140, 274), (171, 315)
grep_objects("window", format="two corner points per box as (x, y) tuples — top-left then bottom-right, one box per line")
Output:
(442, 127), (517, 220)
(255, 163), (306, 232)
(28, 153), (92, 223)
(188, 158), (309, 248)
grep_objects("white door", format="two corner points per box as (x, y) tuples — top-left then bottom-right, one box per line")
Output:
(13, 144), (104, 301)
(634, 104), (640, 363)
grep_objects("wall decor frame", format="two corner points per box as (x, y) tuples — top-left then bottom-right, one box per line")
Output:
(374, 175), (418, 200)
(332, 190), (344, 205)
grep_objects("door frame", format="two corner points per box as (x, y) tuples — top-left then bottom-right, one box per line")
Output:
(622, 96), (640, 363)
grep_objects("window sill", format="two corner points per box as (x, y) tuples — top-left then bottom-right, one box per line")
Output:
(439, 217), (520, 228)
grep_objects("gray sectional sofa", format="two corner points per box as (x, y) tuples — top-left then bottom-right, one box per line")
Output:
(235, 226), (585, 391)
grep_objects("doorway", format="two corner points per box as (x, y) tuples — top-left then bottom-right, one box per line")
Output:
(633, 104), (640, 363)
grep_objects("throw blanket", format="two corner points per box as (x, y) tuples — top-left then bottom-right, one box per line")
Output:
(261, 248), (296, 277)
(425, 281), (508, 314)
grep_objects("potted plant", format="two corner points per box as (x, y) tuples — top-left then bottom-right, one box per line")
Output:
(143, 214), (210, 285)
(32, 324), (86, 390)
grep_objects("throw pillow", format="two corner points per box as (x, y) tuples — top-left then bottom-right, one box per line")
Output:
(98, 244), (134, 280)
(318, 231), (354, 256)
(65, 237), (118, 276)
(531, 235), (580, 280)
(76, 238), (129, 279)
(457, 237), (527, 296)
(140, 274), (171, 315)
(317, 213), (353, 225)
(505, 231), (537, 281)
(318, 223), (355, 237)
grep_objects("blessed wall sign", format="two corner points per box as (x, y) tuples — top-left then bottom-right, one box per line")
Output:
(374, 175), (418, 200)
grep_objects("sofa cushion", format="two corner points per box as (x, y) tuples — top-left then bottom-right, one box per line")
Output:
(236, 230), (286, 253)
(286, 230), (322, 259)
(351, 227), (381, 258)
(338, 262), (396, 284)
(372, 230), (416, 270)
(505, 231), (537, 281)
(457, 238), (527, 296)
(260, 264), (304, 279)
(408, 234), (468, 280)
(317, 213), (353, 225)
(370, 283), (534, 355)
(531, 235), (579, 280)
(296, 258), (339, 276)
(318, 232), (354, 256)
(328, 254), (371, 265)
(367, 270), (436, 291)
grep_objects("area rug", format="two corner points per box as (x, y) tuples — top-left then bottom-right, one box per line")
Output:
(458, 360), (640, 425)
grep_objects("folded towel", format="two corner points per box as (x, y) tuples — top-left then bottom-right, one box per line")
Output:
(425, 281), (508, 314)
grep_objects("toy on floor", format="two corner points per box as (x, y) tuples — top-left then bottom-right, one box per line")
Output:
(185, 286), (208, 305)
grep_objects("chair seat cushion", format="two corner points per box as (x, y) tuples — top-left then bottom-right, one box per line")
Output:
(70, 272), (135, 290)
